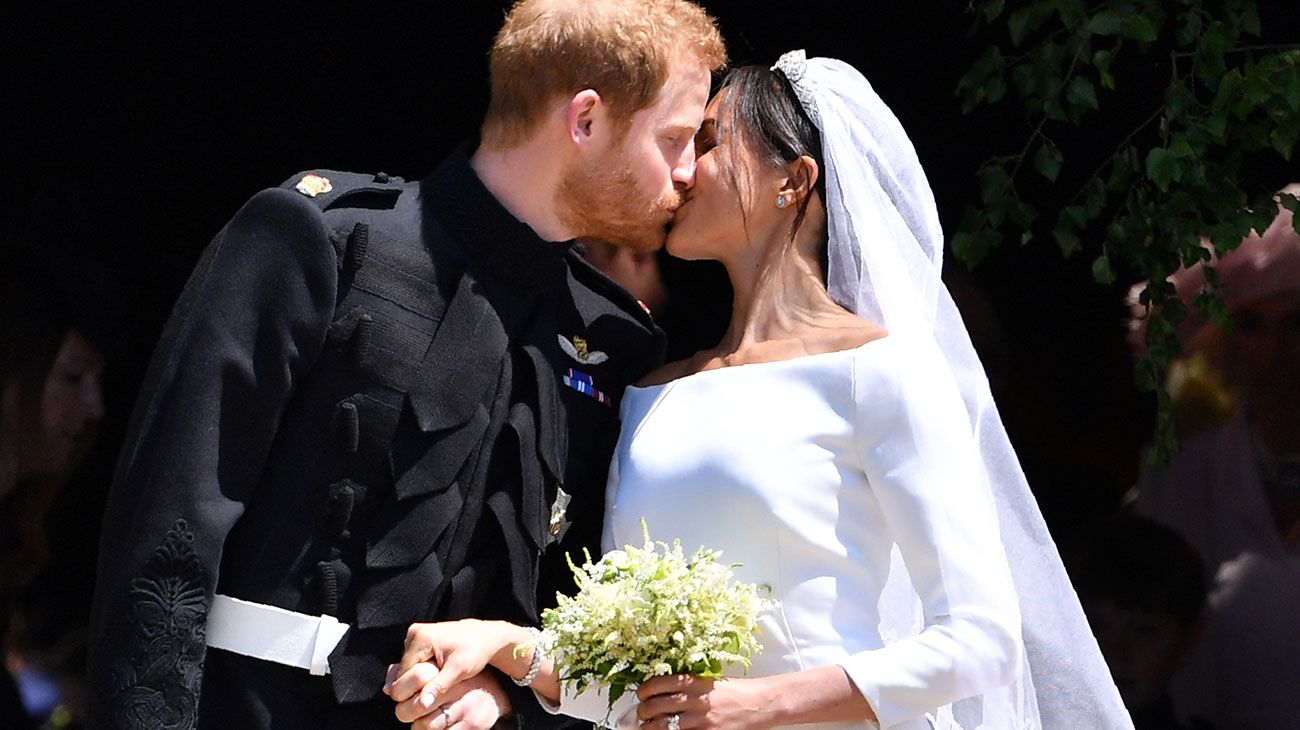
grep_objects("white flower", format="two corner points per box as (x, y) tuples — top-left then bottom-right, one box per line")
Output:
(541, 521), (777, 705)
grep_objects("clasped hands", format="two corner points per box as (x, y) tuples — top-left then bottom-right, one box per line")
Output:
(385, 619), (773, 730)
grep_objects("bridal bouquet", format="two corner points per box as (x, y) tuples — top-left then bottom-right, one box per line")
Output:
(539, 524), (774, 705)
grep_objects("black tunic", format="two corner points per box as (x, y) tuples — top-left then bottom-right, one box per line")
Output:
(87, 147), (664, 729)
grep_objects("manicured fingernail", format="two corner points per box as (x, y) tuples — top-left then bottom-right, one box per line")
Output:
(419, 689), (438, 709)
(384, 664), (398, 691)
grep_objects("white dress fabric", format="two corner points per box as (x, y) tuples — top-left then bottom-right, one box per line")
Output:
(556, 336), (1023, 730)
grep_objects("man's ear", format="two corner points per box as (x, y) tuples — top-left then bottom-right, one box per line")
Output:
(778, 155), (821, 204)
(565, 89), (604, 147)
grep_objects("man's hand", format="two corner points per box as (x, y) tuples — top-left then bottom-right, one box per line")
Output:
(390, 666), (512, 730)
(384, 615), (527, 717)
(386, 619), (514, 709)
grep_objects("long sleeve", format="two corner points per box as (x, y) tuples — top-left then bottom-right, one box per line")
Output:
(87, 187), (338, 728)
(839, 342), (1023, 729)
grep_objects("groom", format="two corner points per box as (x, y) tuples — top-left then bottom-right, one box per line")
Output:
(86, 1), (725, 727)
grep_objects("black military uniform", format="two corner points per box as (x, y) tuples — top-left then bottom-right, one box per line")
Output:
(88, 146), (665, 729)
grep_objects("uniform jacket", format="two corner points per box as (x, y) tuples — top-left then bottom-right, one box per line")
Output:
(88, 147), (665, 729)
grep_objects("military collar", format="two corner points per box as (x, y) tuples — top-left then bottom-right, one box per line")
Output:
(421, 143), (572, 293)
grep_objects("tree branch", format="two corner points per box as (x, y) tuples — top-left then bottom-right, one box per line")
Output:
(1171, 43), (1300, 58)
(1068, 103), (1165, 205)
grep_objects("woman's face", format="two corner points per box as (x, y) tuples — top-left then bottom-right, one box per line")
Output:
(27, 329), (105, 478)
(665, 91), (779, 262)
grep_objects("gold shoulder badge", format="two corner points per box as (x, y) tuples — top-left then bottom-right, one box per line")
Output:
(558, 334), (609, 365)
(293, 174), (332, 198)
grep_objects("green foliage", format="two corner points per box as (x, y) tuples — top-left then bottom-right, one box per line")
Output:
(956, 0), (1300, 462)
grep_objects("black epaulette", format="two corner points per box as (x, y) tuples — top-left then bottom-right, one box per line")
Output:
(279, 169), (406, 213)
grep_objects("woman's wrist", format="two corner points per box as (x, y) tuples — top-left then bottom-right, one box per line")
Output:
(486, 621), (542, 681)
(746, 675), (787, 729)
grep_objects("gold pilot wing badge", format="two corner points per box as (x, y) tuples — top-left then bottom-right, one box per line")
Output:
(558, 334), (609, 365)
(293, 174), (333, 198)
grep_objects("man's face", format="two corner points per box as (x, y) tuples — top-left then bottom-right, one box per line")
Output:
(557, 59), (711, 253)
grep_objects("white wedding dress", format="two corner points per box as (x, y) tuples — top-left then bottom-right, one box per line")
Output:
(555, 336), (1024, 730)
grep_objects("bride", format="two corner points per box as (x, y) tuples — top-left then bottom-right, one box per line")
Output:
(386, 52), (1132, 730)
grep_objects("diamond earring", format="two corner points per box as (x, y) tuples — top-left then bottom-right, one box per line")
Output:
(775, 194), (788, 209)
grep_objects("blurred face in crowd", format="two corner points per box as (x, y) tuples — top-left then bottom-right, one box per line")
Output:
(557, 58), (711, 254)
(1084, 598), (1198, 713)
(1228, 291), (1300, 413)
(23, 329), (105, 479)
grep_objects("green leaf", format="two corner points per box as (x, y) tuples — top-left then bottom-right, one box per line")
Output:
(1009, 3), (1054, 46)
(1085, 10), (1127, 36)
(1084, 178), (1108, 217)
(1092, 253), (1117, 284)
(952, 226), (1001, 269)
(609, 683), (626, 706)
(1054, 226), (1082, 257)
(1010, 200), (1038, 229)
(1285, 193), (1300, 235)
(1239, 3), (1262, 36)
(1066, 76), (1100, 111)
(1165, 82), (1193, 119)
(983, 0), (1006, 22)
(1212, 69), (1244, 112)
(1062, 205), (1089, 229)
(1209, 220), (1248, 252)
(1194, 21), (1231, 84)
(1145, 147), (1182, 191)
(985, 75), (1007, 104)
(1033, 142), (1063, 181)
(1169, 135), (1195, 159)
(1285, 65), (1300, 111)
(1175, 11), (1203, 47)
(1087, 10), (1158, 41)
(1093, 49), (1117, 90)
(1053, 205), (1088, 258)
(1124, 14), (1159, 43)
(1108, 147), (1137, 188)
(1133, 358), (1159, 395)
(1271, 124), (1299, 160)
(978, 164), (1011, 205)
(1205, 111), (1228, 141)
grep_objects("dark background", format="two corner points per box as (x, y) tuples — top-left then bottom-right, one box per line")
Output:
(2, 0), (1296, 652)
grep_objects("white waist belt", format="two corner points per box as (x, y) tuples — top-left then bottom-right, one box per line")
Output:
(205, 594), (350, 676)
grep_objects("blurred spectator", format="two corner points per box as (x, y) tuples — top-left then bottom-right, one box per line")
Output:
(581, 240), (732, 361)
(1065, 515), (1210, 729)
(2, 247), (112, 728)
(1131, 184), (1300, 726)
(580, 239), (671, 315)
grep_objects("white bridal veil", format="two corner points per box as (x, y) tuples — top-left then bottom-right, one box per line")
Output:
(771, 50), (1133, 729)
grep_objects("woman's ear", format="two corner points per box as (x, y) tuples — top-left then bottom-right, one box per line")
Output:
(778, 155), (821, 204)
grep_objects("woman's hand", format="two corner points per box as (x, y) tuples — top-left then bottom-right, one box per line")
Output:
(635, 675), (776, 730)
(391, 665), (512, 730)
